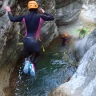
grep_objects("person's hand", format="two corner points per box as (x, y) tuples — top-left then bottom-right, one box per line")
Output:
(5, 6), (11, 12)
(39, 8), (45, 13)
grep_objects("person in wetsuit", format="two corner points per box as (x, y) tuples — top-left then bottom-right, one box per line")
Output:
(75, 27), (87, 39)
(5, 1), (54, 67)
(61, 33), (70, 46)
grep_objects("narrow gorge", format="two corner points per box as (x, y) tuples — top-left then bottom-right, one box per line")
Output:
(0, 0), (96, 96)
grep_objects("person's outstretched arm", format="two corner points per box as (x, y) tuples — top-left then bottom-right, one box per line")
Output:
(39, 8), (54, 21)
(74, 29), (80, 35)
(5, 6), (24, 22)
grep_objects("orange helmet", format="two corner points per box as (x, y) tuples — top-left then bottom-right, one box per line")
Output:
(28, 1), (38, 9)
(79, 27), (83, 31)
(63, 33), (68, 37)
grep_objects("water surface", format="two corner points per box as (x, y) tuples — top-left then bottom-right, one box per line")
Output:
(14, 37), (77, 96)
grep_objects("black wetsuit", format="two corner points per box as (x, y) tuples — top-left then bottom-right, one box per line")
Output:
(8, 11), (54, 65)
(61, 36), (70, 46)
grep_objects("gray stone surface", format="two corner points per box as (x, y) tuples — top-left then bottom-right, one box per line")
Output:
(75, 29), (96, 58)
(56, 0), (83, 25)
(80, 0), (96, 23)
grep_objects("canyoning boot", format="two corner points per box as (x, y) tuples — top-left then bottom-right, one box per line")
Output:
(29, 63), (35, 77)
(23, 56), (32, 74)
(23, 58), (30, 74)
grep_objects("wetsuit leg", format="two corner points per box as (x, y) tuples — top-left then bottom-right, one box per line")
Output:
(62, 38), (67, 46)
(33, 51), (40, 66)
(23, 37), (41, 65)
(23, 47), (31, 58)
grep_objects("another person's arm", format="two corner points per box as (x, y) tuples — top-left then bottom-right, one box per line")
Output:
(5, 6), (24, 22)
(74, 29), (80, 34)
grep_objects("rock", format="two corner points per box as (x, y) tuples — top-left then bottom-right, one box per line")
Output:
(80, 0), (96, 23)
(75, 29), (96, 59)
(56, 0), (83, 25)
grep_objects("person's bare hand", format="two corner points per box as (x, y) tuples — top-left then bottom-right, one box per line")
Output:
(5, 6), (11, 12)
(39, 8), (45, 13)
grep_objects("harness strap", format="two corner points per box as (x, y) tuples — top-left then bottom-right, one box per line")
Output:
(17, 32), (45, 52)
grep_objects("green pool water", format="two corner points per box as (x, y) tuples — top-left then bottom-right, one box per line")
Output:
(14, 37), (77, 96)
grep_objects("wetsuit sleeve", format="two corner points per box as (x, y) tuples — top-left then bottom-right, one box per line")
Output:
(8, 12), (24, 22)
(83, 28), (87, 32)
(40, 12), (54, 21)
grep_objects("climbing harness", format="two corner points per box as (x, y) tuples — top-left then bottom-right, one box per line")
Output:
(17, 32), (24, 45)
(41, 45), (45, 52)
(17, 32), (45, 52)
(17, 32), (25, 38)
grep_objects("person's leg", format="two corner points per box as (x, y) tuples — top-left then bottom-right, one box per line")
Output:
(23, 37), (41, 69)
(23, 58), (30, 74)
(23, 38), (33, 74)
(33, 51), (40, 67)
(62, 38), (67, 46)
(31, 39), (41, 67)
(62, 39), (64, 46)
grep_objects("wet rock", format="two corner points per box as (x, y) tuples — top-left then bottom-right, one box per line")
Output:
(80, 0), (96, 23)
(56, 0), (83, 25)
(75, 29), (96, 59)
(39, 0), (58, 47)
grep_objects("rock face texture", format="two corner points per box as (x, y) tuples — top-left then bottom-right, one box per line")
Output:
(49, 29), (96, 96)
(55, 0), (83, 25)
(75, 29), (96, 58)
(80, 0), (96, 23)
(56, 0), (83, 38)
(0, 0), (83, 96)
